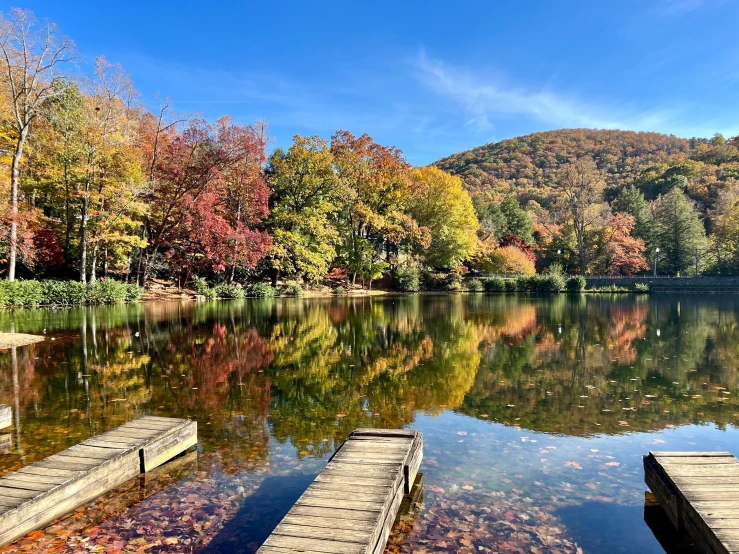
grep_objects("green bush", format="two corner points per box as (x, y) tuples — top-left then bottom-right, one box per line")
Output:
(8, 280), (45, 306)
(504, 279), (517, 292)
(516, 274), (565, 293)
(483, 277), (505, 292)
(334, 286), (346, 296)
(393, 264), (420, 292)
(635, 283), (650, 292)
(87, 279), (129, 304)
(589, 284), (629, 293)
(467, 278), (484, 292)
(281, 281), (304, 297)
(0, 279), (142, 307)
(124, 283), (143, 301)
(40, 280), (87, 305)
(246, 283), (275, 298)
(213, 283), (245, 299)
(566, 275), (586, 292)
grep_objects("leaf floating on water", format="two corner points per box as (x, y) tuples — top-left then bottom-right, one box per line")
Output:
(336, 413), (347, 418)
(565, 461), (582, 470)
(457, 431), (467, 436)
(605, 461), (620, 467)
(462, 485), (474, 491)
(618, 421), (630, 426)
(507, 404), (515, 408)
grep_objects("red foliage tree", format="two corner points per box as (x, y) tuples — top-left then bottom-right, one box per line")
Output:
(499, 233), (536, 263)
(601, 213), (649, 275)
(141, 118), (271, 283)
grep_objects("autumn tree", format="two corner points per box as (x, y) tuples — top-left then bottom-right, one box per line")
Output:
(331, 130), (429, 285)
(0, 8), (74, 280)
(653, 188), (707, 275)
(407, 166), (478, 268)
(266, 135), (339, 284)
(595, 213), (649, 275)
(142, 118), (270, 284)
(612, 185), (652, 247)
(554, 158), (608, 275)
(709, 181), (739, 272)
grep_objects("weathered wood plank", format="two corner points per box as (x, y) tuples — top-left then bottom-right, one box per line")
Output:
(0, 406), (11, 430)
(646, 450), (739, 554)
(257, 429), (422, 554)
(0, 416), (197, 547)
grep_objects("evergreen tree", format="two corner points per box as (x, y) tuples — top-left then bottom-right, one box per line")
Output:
(500, 196), (533, 244)
(653, 189), (706, 275)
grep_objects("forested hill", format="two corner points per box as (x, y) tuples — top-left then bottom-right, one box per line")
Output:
(434, 128), (737, 209)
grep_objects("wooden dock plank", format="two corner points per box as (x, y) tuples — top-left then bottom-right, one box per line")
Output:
(0, 416), (197, 547)
(257, 428), (422, 554)
(645, 450), (739, 554)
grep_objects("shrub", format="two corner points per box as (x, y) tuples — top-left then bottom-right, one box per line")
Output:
(334, 286), (346, 296)
(246, 283), (275, 298)
(393, 264), (420, 292)
(87, 279), (129, 304)
(41, 280), (88, 305)
(504, 279), (517, 292)
(566, 275), (586, 292)
(467, 278), (484, 292)
(124, 283), (143, 302)
(282, 281), (304, 297)
(213, 282), (245, 299)
(590, 284), (629, 293)
(516, 274), (565, 293)
(1, 280), (44, 306)
(635, 283), (650, 292)
(483, 277), (505, 292)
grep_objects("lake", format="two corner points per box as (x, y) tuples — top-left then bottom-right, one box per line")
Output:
(0, 293), (736, 553)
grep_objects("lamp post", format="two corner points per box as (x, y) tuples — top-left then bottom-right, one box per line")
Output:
(654, 247), (660, 278)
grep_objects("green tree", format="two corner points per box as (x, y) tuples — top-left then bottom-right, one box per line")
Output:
(653, 188), (707, 275)
(472, 194), (506, 240)
(500, 196), (533, 243)
(266, 135), (339, 283)
(407, 166), (478, 268)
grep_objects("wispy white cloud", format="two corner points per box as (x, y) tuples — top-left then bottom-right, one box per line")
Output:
(411, 50), (671, 132)
(409, 50), (739, 139)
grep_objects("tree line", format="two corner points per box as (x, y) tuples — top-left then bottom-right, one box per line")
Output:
(0, 9), (730, 292)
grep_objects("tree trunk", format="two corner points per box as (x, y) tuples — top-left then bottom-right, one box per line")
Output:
(89, 244), (98, 283)
(103, 248), (108, 278)
(79, 192), (89, 283)
(64, 166), (72, 263)
(271, 267), (279, 287)
(8, 128), (28, 282)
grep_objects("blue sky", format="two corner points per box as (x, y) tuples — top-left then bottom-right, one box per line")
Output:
(19, 0), (739, 164)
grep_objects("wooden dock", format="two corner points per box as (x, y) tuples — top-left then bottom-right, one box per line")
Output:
(257, 428), (423, 554)
(0, 406), (11, 430)
(644, 451), (739, 554)
(0, 415), (196, 546)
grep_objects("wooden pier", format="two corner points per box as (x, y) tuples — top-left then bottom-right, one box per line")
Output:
(644, 451), (739, 554)
(258, 428), (423, 554)
(0, 406), (10, 430)
(0, 415), (196, 546)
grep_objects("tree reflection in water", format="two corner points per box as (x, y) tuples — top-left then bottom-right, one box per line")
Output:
(0, 295), (736, 553)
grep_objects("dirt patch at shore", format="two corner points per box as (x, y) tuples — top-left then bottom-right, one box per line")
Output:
(0, 333), (44, 349)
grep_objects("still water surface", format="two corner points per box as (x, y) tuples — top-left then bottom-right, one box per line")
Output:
(0, 294), (736, 553)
